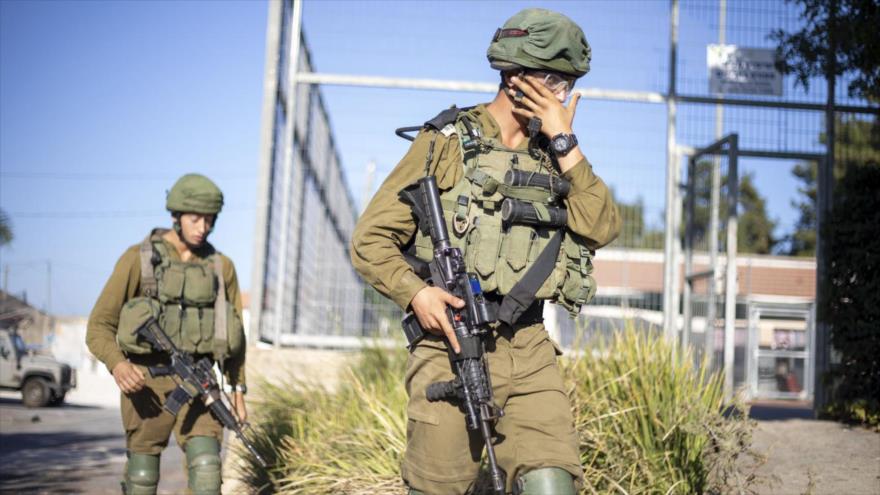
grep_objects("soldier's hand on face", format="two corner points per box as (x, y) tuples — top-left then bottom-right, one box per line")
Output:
(112, 361), (146, 394)
(410, 286), (465, 354)
(508, 74), (581, 138)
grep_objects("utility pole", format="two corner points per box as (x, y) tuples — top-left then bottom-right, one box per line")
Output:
(46, 260), (52, 315)
(662, 0), (681, 344)
(705, 0), (726, 370)
(814, 0), (838, 416)
(362, 161), (376, 214)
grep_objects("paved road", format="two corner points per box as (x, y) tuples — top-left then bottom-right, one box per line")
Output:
(0, 397), (186, 494)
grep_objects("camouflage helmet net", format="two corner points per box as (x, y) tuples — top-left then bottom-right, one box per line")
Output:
(487, 8), (591, 77)
(166, 173), (224, 215)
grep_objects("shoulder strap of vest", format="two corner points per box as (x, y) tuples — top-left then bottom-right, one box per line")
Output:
(212, 254), (229, 364)
(424, 105), (465, 131)
(138, 228), (168, 298)
(497, 229), (564, 326)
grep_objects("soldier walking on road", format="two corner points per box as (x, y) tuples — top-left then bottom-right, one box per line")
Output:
(86, 174), (248, 495)
(351, 8), (621, 495)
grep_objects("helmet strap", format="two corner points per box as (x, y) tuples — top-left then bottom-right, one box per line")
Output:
(171, 213), (183, 236)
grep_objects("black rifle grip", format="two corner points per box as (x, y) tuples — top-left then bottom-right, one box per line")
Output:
(147, 365), (172, 378)
(164, 386), (190, 416)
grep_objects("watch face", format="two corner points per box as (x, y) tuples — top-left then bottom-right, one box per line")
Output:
(553, 135), (570, 153)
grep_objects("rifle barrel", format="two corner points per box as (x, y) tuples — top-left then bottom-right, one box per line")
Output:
(418, 176), (451, 249)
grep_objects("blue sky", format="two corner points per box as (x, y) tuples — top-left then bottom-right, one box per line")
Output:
(0, 1), (834, 316)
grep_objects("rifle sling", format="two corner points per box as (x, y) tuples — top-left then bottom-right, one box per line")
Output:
(497, 229), (563, 326)
(213, 256), (228, 365)
(127, 352), (214, 367)
(138, 228), (168, 298)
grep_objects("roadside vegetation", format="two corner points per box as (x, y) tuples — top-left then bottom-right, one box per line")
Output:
(235, 329), (763, 494)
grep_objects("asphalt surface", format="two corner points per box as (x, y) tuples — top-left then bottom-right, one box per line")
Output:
(2, 388), (876, 494)
(0, 396), (186, 494)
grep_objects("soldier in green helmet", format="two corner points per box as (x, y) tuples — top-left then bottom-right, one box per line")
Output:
(86, 173), (247, 495)
(351, 8), (620, 495)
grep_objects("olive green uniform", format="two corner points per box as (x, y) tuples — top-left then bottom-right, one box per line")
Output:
(86, 239), (246, 454)
(351, 105), (620, 493)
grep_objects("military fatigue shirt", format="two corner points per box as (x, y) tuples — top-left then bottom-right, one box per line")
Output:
(351, 104), (621, 310)
(86, 237), (246, 386)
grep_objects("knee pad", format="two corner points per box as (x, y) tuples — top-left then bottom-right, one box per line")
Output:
(185, 436), (222, 495)
(123, 453), (160, 495)
(514, 467), (576, 495)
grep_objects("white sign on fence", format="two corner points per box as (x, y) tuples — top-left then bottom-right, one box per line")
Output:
(708, 44), (783, 96)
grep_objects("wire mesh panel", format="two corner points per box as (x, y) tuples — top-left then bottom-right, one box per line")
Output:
(255, 4), (377, 344)
(251, 0), (876, 356)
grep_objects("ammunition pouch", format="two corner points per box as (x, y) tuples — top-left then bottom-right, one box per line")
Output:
(411, 110), (596, 319)
(116, 230), (244, 357)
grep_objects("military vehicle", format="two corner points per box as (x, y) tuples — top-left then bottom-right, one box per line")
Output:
(0, 328), (75, 407)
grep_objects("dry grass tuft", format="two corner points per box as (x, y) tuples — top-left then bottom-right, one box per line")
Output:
(235, 330), (763, 494)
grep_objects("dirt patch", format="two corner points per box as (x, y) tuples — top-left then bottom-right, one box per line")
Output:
(750, 405), (880, 494)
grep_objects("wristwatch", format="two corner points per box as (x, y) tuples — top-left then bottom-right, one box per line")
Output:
(233, 384), (248, 395)
(550, 132), (578, 156)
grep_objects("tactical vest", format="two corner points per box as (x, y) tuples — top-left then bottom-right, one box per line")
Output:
(411, 108), (596, 318)
(116, 228), (244, 360)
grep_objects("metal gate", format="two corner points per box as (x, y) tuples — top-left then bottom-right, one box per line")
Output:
(747, 303), (814, 401)
(681, 134), (739, 397)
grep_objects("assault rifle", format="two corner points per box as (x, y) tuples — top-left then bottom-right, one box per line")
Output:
(400, 175), (506, 494)
(134, 317), (268, 468)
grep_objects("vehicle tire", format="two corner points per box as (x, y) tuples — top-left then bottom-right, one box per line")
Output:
(22, 377), (51, 408)
(49, 391), (66, 406)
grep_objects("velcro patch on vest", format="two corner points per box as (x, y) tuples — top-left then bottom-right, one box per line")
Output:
(441, 123), (456, 137)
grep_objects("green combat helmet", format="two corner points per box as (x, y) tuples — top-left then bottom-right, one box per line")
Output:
(166, 173), (224, 215)
(487, 8), (591, 77)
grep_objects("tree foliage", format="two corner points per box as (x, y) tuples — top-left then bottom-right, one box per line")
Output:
(822, 163), (880, 426)
(687, 161), (778, 255)
(738, 173), (778, 254)
(611, 195), (665, 250)
(770, 0), (880, 100)
(787, 116), (880, 255)
(0, 209), (12, 247)
(612, 166), (777, 255)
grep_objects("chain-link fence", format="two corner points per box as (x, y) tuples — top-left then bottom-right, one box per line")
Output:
(251, 0), (877, 384)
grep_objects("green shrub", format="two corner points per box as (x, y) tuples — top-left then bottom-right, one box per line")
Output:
(235, 331), (761, 494)
(565, 330), (761, 494)
(234, 346), (408, 494)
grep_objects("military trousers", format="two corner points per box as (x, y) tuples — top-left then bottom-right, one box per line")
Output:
(401, 323), (583, 495)
(120, 361), (223, 455)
